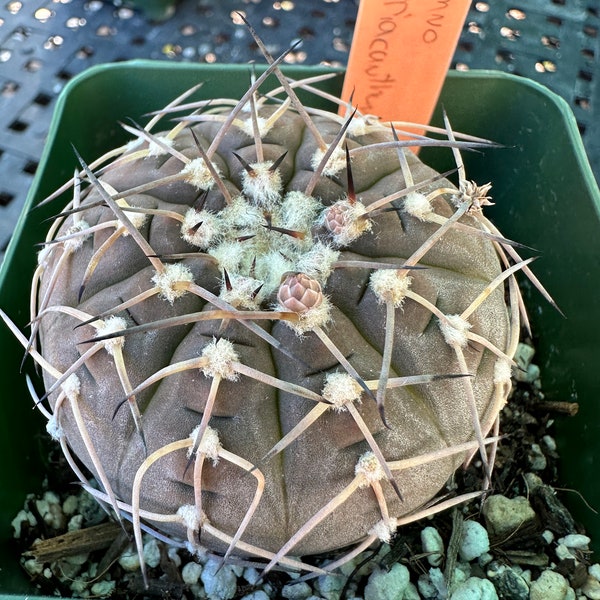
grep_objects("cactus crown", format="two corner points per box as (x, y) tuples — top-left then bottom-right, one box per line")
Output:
(0, 34), (557, 587)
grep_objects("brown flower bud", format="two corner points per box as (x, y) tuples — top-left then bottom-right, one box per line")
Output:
(277, 273), (323, 314)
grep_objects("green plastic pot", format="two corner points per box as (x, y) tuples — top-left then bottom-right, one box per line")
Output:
(0, 62), (598, 596)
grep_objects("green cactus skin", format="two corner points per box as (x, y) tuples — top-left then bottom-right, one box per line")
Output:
(7, 59), (532, 580)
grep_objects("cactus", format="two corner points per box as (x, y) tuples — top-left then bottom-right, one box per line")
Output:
(2, 44), (550, 582)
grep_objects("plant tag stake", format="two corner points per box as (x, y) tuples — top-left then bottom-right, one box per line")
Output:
(340, 0), (471, 133)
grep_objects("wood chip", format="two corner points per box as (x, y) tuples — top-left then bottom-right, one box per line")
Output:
(25, 521), (124, 563)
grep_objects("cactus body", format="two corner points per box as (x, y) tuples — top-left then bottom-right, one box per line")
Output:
(22, 65), (523, 574)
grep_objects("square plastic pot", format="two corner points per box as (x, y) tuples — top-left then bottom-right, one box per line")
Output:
(0, 62), (599, 597)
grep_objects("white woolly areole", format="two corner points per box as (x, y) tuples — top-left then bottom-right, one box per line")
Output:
(181, 157), (219, 190)
(311, 144), (346, 177)
(346, 115), (371, 137)
(239, 115), (271, 138)
(62, 374), (81, 402)
(438, 314), (472, 348)
(37, 245), (53, 267)
(177, 505), (205, 531)
(184, 540), (212, 563)
(209, 240), (249, 275)
(200, 338), (239, 381)
(255, 251), (295, 295)
(116, 199), (147, 232)
(46, 416), (63, 441)
(94, 316), (127, 356)
(370, 271), (412, 307)
(494, 358), (513, 386)
(151, 263), (194, 304)
(280, 191), (322, 231)
(404, 192), (434, 221)
(188, 425), (222, 464)
(147, 135), (174, 157)
(324, 200), (372, 247)
(181, 208), (222, 249)
(220, 196), (265, 231)
(63, 219), (91, 252)
(220, 273), (263, 309)
(241, 161), (283, 209)
(125, 137), (144, 153)
(369, 518), (399, 543)
(295, 242), (340, 282)
(283, 295), (332, 335)
(355, 451), (387, 485)
(321, 372), (363, 411)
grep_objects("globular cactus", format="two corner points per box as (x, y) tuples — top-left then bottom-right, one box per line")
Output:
(3, 45), (546, 581)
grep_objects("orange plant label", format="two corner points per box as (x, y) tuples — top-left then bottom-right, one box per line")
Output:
(340, 0), (471, 127)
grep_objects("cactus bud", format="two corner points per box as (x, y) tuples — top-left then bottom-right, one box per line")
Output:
(277, 273), (323, 314)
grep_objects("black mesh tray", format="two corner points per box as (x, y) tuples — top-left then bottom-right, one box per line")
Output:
(1, 0), (598, 262)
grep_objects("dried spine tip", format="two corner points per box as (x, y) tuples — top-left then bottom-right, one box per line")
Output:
(200, 338), (239, 381)
(323, 200), (371, 246)
(277, 273), (323, 314)
(322, 372), (363, 411)
(456, 181), (494, 212)
(94, 316), (128, 355)
(189, 425), (222, 464)
(370, 271), (412, 307)
(355, 451), (387, 485)
(439, 314), (472, 348)
(181, 157), (219, 190)
(152, 263), (194, 304)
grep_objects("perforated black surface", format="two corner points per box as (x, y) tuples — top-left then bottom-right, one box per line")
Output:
(1, 0), (599, 262)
